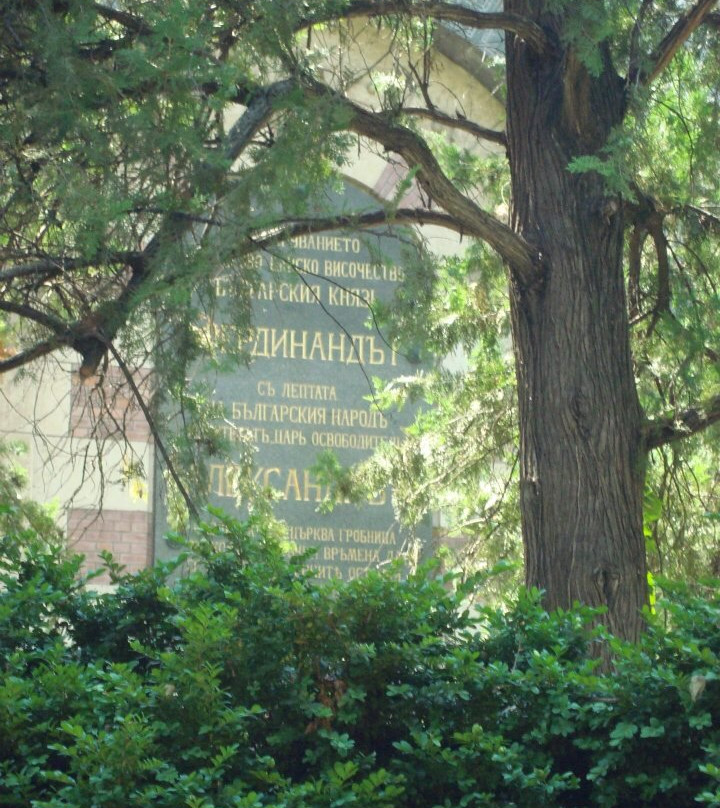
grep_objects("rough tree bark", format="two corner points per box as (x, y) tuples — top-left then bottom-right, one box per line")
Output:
(504, 1), (647, 641)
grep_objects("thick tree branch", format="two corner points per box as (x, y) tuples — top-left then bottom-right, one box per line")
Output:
(645, 394), (720, 449)
(248, 207), (472, 251)
(91, 3), (153, 36)
(0, 340), (58, 373)
(224, 79), (297, 163)
(0, 68), (523, 377)
(399, 106), (506, 145)
(202, 207), (468, 298)
(61, 81), (299, 377)
(0, 297), (129, 377)
(674, 203), (720, 233)
(70, 75), (530, 378)
(92, 1), (551, 57)
(304, 2), (552, 55)
(639, 0), (719, 85)
(303, 82), (540, 282)
(0, 252), (141, 284)
(77, 36), (135, 61)
(627, 223), (646, 320)
(0, 300), (67, 335)
(646, 213), (671, 335)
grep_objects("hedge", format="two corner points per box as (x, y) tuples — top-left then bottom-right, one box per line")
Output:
(0, 510), (718, 808)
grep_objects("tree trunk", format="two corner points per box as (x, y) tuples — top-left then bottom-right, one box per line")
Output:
(504, 2), (648, 641)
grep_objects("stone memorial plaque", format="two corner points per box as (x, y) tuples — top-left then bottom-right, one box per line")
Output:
(156, 187), (429, 579)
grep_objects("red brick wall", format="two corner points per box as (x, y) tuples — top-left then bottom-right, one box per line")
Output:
(68, 508), (153, 583)
(70, 366), (152, 443)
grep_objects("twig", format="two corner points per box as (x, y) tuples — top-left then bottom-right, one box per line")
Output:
(105, 340), (200, 522)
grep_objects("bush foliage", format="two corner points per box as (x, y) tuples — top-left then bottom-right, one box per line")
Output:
(1, 513), (719, 808)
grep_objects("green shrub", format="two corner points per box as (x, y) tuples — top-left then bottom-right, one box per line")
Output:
(0, 511), (718, 807)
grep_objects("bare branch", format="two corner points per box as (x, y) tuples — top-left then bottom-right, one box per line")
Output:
(398, 106), (506, 145)
(0, 340), (58, 373)
(305, 2), (552, 55)
(645, 394), (720, 449)
(639, 0), (719, 85)
(271, 253), (384, 409)
(93, 0), (552, 57)
(105, 341), (200, 522)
